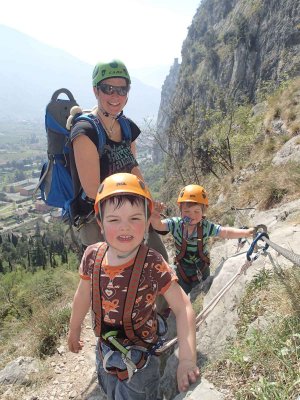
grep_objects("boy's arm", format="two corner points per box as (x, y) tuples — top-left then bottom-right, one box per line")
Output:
(219, 226), (254, 239)
(163, 282), (200, 392)
(68, 278), (91, 353)
(150, 201), (169, 232)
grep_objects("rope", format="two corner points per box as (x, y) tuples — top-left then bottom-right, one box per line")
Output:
(155, 256), (252, 355)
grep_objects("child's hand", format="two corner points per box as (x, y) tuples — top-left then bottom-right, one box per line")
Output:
(68, 329), (84, 353)
(151, 201), (166, 219)
(177, 359), (200, 392)
(246, 227), (255, 237)
(153, 201), (165, 214)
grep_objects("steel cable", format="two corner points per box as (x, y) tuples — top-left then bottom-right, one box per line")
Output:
(261, 236), (300, 267)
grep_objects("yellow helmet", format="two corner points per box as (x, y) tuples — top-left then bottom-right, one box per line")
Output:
(94, 173), (153, 216)
(177, 184), (209, 206)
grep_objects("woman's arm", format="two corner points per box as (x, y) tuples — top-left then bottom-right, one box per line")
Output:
(130, 141), (137, 158)
(131, 165), (144, 181)
(73, 135), (100, 199)
(130, 141), (146, 181)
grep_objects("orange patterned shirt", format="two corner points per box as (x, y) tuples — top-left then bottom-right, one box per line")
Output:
(79, 243), (177, 343)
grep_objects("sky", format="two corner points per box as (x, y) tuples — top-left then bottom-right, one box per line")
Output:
(0, 0), (201, 87)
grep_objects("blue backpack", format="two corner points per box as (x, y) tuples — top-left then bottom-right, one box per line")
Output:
(34, 88), (132, 225)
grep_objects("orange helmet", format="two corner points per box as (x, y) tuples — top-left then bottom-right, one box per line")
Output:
(94, 173), (153, 216)
(177, 184), (209, 206)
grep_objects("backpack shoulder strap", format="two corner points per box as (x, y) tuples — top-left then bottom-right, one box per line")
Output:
(92, 242), (108, 337)
(117, 115), (132, 141)
(73, 113), (132, 155)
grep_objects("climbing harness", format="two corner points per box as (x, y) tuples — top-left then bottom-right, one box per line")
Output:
(175, 220), (210, 284)
(101, 331), (151, 381)
(91, 223), (300, 366)
(92, 242), (166, 381)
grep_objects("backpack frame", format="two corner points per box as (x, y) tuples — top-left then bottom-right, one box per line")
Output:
(34, 88), (132, 225)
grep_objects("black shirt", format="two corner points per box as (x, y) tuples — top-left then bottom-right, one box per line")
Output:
(69, 116), (140, 200)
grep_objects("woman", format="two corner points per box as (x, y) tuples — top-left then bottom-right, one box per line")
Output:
(69, 59), (168, 262)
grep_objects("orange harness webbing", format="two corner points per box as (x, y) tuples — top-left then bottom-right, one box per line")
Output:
(91, 243), (157, 380)
(175, 222), (210, 284)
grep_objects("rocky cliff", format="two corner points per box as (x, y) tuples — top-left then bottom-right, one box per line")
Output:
(153, 58), (181, 163)
(157, 0), (300, 141)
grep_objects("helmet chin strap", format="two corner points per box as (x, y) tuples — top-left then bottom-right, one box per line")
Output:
(103, 232), (140, 259)
(116, 245), (140, 259)
(143, 197), (149, 245)
(100, 225), (135, 259)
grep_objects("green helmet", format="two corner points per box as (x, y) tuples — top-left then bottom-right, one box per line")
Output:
(92, 60), (131, 86)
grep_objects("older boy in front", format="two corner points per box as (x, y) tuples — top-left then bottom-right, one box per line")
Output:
(68, 173), (200, 400)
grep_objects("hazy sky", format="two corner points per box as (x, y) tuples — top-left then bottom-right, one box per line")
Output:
(0, 0), (200, 76)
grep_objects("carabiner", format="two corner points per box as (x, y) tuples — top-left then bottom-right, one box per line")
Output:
(246, 232), (269, 261)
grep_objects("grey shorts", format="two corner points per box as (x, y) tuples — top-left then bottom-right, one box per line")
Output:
(96, 343), (161, 400)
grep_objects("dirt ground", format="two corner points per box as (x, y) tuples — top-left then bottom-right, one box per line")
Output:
(1, 317), (104, 400)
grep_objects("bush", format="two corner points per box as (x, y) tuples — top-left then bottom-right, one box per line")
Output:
(260, 185), (288, 210)
(29, 270), (63, 303)
(33, 306), (71, 358)
(0, 266), (78, 364)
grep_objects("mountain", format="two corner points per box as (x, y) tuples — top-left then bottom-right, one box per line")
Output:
(153, 0), (300, 210)
(0, 25), (161, 128)
(158, 0), (300, 140)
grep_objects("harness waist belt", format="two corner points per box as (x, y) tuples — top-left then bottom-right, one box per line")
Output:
(176, 262), (209, 284)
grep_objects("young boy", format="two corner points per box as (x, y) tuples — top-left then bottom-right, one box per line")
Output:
(68, 173), (200, 400)
(151, 184), (254, 295)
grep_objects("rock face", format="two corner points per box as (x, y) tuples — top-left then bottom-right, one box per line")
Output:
(157, 0), (300, 144)
(272, 135), (300, 165)
(0, 357), (39, 385)
(183, 0), (300, 102)
(153, 58), (181, 163)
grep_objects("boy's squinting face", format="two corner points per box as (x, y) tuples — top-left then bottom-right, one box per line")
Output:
(181, 203), (203, 225)
(102, 200), (148, 254)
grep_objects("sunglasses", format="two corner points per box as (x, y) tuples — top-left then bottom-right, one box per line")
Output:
(98, 83), (129, 96)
